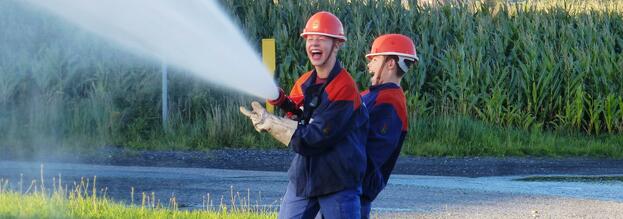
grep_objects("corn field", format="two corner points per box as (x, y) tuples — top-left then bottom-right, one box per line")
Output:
(222, 0), (623, 135)
(0, 0), (621, 155)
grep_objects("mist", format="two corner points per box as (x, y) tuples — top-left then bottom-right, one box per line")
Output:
(0, 0), (273, 160)
(23, 0), (279, 100)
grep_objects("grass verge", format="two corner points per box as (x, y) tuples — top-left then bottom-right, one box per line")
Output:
(405, 116), (623, 158)
(0, 177), (276, 219)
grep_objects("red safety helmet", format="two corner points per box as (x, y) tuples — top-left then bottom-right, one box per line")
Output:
(300, 11), (346, 41)
(366, 34), (418, 61)
(366, 34), (418, 73)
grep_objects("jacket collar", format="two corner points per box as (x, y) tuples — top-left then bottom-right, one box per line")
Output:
(306, 59), (342, 87)
(369, 82), (400, 92)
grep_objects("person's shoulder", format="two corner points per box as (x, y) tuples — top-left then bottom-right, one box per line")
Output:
(325, 69), (361, 108)
(326, 69), (358, 94)
(290, 70), (313, 96)
(295, 71), (313, 85)
(376, 88), (405, 107)
(375, 87), (408, 130)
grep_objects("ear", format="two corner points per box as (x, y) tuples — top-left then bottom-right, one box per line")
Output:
(386, 58), (397, 70)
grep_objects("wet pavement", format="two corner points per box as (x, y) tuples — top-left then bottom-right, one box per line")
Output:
(0, 160), (622, 213)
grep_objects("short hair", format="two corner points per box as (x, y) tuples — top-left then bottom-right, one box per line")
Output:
(386, 55), (415, 77)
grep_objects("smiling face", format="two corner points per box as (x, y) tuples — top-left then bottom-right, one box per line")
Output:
(305, 35), (339, 69)
(367, 55), (400, 86)
(367, 56), (386, 86)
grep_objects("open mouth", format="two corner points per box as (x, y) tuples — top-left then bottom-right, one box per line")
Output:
(370, 71), (380, 85)
(310, 49), (323, 60)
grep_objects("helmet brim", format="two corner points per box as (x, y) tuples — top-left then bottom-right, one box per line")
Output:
(300, 32), (347, 42)
(365, 52), (419, 61)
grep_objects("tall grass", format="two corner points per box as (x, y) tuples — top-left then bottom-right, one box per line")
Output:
(405, 116), (623, 158)
(0, 1), (279, 155)
(221, 0), (623, 136)
(0, 176), (276, 218)
(0, 0), (621, 157)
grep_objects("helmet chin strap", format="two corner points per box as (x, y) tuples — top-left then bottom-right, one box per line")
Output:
(319, 40), (337, 67)
(375, 55), (413, 85)
(373, 57), (389, 85)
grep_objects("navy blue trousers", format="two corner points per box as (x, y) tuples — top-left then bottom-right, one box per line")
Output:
(278, 181), (361, 219)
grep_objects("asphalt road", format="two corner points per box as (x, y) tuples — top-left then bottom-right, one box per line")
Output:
(6, 147), (623, 177)
(1, 160), (622, 214)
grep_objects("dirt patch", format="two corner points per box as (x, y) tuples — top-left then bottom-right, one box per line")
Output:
(381, 196), (623, 218)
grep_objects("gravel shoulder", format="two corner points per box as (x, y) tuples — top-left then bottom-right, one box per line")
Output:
(3, 146), (623, 177)
(383, 196), (623, 219)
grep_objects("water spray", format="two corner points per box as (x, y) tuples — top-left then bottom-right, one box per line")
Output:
(23, 0), (279, 100)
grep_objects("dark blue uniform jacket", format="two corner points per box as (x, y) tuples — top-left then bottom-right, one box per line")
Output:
(276, 61), (368, 198)
(360, 83), (408, 201)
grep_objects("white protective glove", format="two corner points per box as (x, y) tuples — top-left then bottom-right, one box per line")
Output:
(240, 101), (298, 146)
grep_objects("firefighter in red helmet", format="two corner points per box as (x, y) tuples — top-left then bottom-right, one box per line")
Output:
(241, 11), (368, 219)
(360, 34), (418, 218)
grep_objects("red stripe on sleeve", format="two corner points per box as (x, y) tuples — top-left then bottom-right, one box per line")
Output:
(375, 88), (408, 131)
(360, 89), (370, 96)
(289, 71), (312, 106)
(324, 70), (361, 110)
